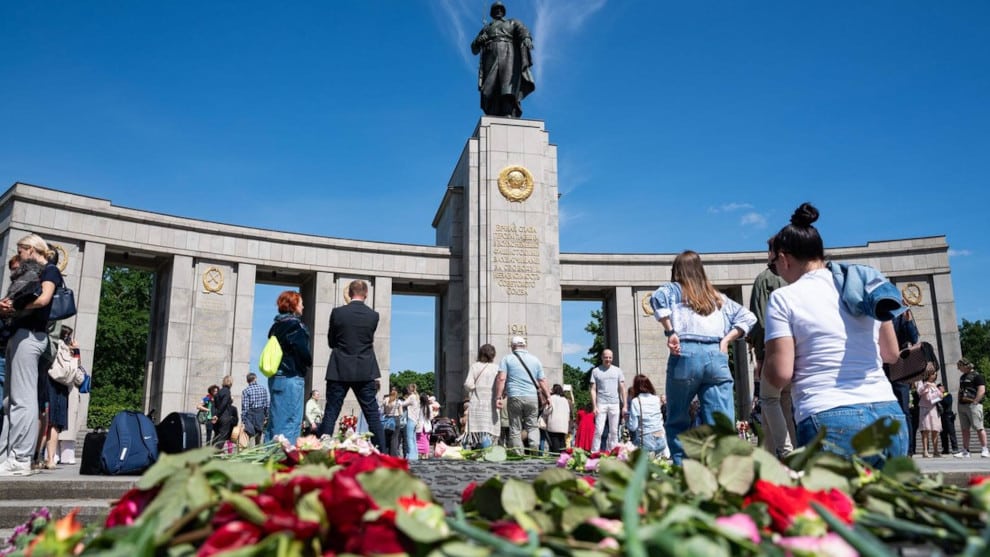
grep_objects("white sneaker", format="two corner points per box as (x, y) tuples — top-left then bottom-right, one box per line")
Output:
(954, 450), (971, 458)
(982, 447), (990, 458)
(0, 459), (38, 476)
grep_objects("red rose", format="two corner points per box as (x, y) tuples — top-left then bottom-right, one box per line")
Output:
(810, 488), (855, 524)
(461, 482), (478, 504)
(743, 480), (855, 533)
(198, 521), (263, 557)
(334, 452), (408, 479)
(397, 495), (431, 513)
(969, 475), (990, 486)
(491, 520), (530, 543)
(580, 476), (596, 488)
(343, 514), (410, 555)
(105, 486), (160, 528)
(320, 473), (378, 528)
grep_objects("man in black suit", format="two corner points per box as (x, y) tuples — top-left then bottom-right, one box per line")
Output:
(316, 280), (386, 450)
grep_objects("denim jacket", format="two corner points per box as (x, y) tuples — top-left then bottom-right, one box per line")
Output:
(650, 282), (756, 343)
(826, 262), (905, 322)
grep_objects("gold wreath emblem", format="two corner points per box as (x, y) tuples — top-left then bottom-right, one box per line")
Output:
(641, 293), (655, 316)
(498, 165), (534, 202)
(52, 244), (68, 273)
(902, 283), (923, 306)
(202, 267), (224, 294)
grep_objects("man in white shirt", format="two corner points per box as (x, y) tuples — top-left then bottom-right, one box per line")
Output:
(591, 349), (626, 451)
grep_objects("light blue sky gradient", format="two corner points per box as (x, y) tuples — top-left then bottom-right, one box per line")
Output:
(2, 1), (987, 375)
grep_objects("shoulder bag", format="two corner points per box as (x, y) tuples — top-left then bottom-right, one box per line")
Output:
(513, 351), (549, 408)
(258, 335), (283, 378)
(48, 278), (77, 322)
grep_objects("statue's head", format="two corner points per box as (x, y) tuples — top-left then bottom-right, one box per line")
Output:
(490, 2), (506, 19)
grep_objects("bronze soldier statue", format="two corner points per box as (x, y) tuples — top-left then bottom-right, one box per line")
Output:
(471, 2), (535, 118)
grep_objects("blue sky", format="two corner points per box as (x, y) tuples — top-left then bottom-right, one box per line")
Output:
(2, 1), (988, 375)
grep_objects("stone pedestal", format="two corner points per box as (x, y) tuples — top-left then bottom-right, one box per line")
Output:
(436, 117), (562, 411)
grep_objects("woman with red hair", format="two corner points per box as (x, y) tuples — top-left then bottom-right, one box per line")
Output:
(266, 290), (312, 444)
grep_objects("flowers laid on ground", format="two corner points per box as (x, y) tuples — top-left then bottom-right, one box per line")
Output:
(3, 415), (990, 556)
(338, 413), (359, 437)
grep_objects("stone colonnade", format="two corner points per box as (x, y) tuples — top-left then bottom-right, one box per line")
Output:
(0, 117), (962, 425)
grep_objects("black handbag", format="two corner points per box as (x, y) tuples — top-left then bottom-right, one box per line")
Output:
(49, 279), (77, 321)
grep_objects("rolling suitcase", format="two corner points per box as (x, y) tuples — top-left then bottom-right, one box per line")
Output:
(80, 430), (107, 475)
(157, 412), (202, 454)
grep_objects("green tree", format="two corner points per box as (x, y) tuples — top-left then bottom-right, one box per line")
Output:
(959, 319), (990, 426)
(563, 363), (591, 412)
(89, 266), (153, 428)
(583, 307), (606, 369)
(389, 370), (436, 398)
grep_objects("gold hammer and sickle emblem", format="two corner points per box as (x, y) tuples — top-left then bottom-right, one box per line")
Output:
(641, 293), (654, 316)
(202, 267), (224, 294)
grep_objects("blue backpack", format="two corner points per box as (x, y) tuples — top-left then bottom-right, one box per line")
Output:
(101, 410), (159, 475)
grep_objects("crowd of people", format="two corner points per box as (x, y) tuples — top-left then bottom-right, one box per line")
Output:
(5, 202), (984, 473)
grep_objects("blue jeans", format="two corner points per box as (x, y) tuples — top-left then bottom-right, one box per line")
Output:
(404, 412), (418, 461)
(640, 431), (668, 456)
(796, 401), (908, 469)
(890, 381), (914, 454)
(267, 374), (303, 445)
(664, 341), (735, 465)
(318, 380), (386, 452)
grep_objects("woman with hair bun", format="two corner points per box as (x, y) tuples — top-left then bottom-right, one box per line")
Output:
(763, 203), (907, 467)
(0, 234), (62, 475)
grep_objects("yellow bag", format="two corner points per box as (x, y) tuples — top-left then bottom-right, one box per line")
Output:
(258, 335), (283, 378)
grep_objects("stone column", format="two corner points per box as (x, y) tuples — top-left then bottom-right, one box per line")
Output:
(605, 286), (639, 381)
(302, 271), (335, 395)
(231, 263), (256, 379)
(59, 240), (104, 444)
(373, 276), (392, 378)
(931, 272), (962, 398)
(153, 254), (195, 417)
(464, 117), (562, 385)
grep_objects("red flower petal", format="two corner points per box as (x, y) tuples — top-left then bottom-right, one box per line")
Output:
(461, 482), (478, 504)
(198, 521), (263, 557)
(491, 520), (530, 543)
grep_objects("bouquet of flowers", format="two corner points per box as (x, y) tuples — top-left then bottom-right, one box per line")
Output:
(5, 417), (990, 556)
(339, 413), (358, 437)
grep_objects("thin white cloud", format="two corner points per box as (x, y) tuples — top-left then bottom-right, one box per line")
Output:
(558, 205), (585, 228)
(949, 249), (972, 257)
(708, 202), (754, 214)
(739, 212), (767, 228)
(430, 1), (609, 85)
(562, 342), (587, 356)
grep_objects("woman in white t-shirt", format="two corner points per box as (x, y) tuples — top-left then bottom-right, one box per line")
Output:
(763, 203), (906, 467)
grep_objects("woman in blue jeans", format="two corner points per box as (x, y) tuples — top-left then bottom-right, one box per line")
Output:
(399, 384), (420, 461)
(650, 250), (757, 465)
(265, 291), (312, 445)
(763, 203), (906, 468)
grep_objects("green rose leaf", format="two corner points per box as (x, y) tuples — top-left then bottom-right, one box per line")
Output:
(483, 445), (508, 462)
(396, 505), (451, 543)
(502, 478), (537, 515)
(751, 447), (792, 485)
(184, 468), (214, 510)
(717, 454), (754, 495)
(473, 479), (506, 520)
(679, 425), (718, 461)
(137, 447), (212, 489)
(851, 416), (899, 457)
(201, 460), (273, 487)
(682, 459), (718, 499)
(358, 468), (433, 509)
(710, 436), (755, 470)
(427, 541), (492, 557)
(560, 501), (599, 533)
(801, 467), (850, 493)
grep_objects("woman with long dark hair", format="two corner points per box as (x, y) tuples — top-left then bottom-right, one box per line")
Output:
(463, 343), (500, 449)
(650, 250), (756, 464)
(763, 203), (906, 466)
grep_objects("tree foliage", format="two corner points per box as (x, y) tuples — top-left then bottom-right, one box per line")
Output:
(389, 370), (437, 398)
(959, 319), (990, 426)
(583, 307), (606, 369)
(563, 363), (591, 412)
(89, 266), (153, 428)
